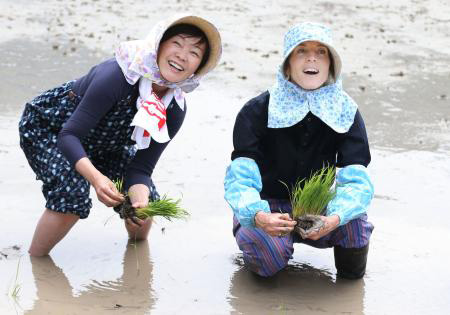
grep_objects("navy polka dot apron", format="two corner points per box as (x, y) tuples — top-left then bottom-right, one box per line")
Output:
(19, 81), (139, 218)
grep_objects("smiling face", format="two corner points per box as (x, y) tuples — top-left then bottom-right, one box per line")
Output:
(157, 34), (207, 83)
(285, 41), (331, 90)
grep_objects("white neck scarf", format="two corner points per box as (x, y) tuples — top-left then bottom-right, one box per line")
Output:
(130, 80), (177, 149)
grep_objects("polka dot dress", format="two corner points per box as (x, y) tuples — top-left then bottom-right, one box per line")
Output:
(19, 81), (140, 219)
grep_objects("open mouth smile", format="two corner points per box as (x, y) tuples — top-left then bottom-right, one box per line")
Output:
(168, 60), (184, 72)
(303, 68), (319, 75)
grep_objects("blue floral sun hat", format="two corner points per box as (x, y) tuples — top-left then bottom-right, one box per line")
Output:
(282, 22), (342, 81)
(268, 22), (357, 133)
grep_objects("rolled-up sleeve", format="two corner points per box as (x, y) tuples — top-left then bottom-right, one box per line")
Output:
(326, 164), (374, 225)
(224, 157), (270, 227)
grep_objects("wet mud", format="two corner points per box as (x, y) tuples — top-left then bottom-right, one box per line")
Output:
(1, 0), (450, 314)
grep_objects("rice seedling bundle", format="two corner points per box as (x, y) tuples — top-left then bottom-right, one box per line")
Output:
(113, 179), (189, 221)
(284, 166), (336, 236)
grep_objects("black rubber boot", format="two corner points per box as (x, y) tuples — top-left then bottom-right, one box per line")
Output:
(334, 244), (369, 279)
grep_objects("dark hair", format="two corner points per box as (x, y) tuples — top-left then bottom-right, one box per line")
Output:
(160, 23), (210, 73)
(328, 53), (336, 82)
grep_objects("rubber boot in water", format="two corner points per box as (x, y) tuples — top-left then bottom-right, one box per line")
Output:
(334, 244), (369, 279)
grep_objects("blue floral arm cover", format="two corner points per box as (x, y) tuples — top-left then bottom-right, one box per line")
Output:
(326, 164), (374, 226)
(224, 157), (271, 227)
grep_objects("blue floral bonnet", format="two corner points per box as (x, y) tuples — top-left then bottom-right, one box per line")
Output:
(268, 22), (358, 133)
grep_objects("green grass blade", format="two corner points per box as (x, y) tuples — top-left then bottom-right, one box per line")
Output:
(135, 196), (189, 221)
(113, 179), (189, 222)
(285, 166), (336, 218)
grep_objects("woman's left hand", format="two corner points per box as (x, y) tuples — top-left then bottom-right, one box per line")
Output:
(303, 215), (340, 240)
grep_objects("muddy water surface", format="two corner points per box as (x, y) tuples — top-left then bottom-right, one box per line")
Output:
(1, 1), (450, 314)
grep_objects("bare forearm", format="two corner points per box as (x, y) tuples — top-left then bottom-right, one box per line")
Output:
(75, 157), (123, 207)
(75, 157), (102, 185)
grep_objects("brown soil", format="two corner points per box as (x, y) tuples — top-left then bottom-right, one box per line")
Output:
(295, 216), (315, 230)
(114, 196), (136, 220)
(294, 215), (324, 236)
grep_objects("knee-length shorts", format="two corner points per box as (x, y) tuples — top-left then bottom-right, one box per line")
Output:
(18, 81), (140, 219)
(233, 199), (374, 277)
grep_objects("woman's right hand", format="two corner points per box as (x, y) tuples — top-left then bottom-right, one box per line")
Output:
(92, 174), (124, 207)
(254, 212), (297, 237)
(75, 157), (124, 207)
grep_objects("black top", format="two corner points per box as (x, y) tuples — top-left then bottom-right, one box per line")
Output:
(231, 91), (371, 199)
(57, 59), (186, 189)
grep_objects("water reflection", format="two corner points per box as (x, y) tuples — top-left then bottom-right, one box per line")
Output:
(26, 240), (154, 314)
(228, 260), (365, 314)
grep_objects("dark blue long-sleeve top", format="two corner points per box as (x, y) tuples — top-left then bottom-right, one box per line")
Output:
(57, 58), (186, 190)
(231, 91), (370, 199)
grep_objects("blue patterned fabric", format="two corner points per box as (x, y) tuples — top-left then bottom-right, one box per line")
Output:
(326, 165), (374, 225)
(269, 73), (358, 132)
(224, 157), (270, 227)
(18, 81), (154, 219)
(225, 159), (373, 228)
(268, 22), (357, 133)
(282, 22), (341, 77)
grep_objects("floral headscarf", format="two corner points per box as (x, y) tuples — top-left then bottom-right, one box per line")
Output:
(115, 14), (221, 148)
(268, 22), (357, 133)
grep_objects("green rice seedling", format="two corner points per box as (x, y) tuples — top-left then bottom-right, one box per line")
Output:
(9, 257), (21, 300)
(113, 178), (189, 221)
(112, 178), (124, 194)
(289, 166), (336, 219)
(281, 166), (336, 236)
(135, 195), (189, 221)
(10, 284), (20, 299)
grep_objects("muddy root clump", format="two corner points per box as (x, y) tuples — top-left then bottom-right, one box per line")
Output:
(294, 214), (324, 238)
(113, 196), (140, 225)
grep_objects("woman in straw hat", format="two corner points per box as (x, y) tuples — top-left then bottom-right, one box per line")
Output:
(225, 22), (374, 279)
(19, 14), (222, 256)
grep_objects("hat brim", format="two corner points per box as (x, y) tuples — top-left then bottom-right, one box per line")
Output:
(281, 40), (342, 81)
(168, 15), (222, 77)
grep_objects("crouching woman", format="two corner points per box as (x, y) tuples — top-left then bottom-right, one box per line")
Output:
(224, 22), (374, 279)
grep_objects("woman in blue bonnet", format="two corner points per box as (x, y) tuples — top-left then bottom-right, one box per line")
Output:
(19, 14), (222, 257)
(224, 22), (374, 279)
